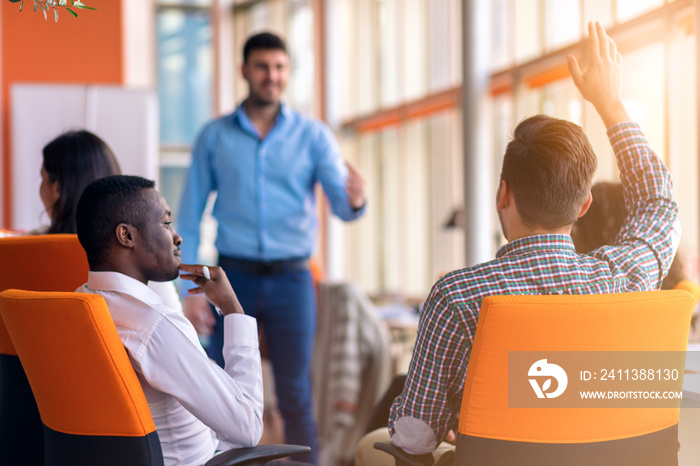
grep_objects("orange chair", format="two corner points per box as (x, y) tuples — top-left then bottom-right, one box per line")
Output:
(0, 234), (89, 292)
(377, 290), (694, 466)
(0, 289), (310, 465)
(0, 234), (89, 465)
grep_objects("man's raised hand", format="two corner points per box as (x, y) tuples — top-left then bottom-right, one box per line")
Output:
(567, 21), (630, 127)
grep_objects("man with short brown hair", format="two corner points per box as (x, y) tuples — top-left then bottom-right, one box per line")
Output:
(355, 22), (680, 464)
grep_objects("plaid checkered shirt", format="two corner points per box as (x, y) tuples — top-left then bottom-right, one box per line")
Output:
(388, 122), (678, 450)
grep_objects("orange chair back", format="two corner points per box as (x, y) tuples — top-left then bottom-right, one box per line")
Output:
(0, 234), (89, 465)
(456, 290), (693, 466)
(0, 234), (88, 292)
(0, 289), (163, 465)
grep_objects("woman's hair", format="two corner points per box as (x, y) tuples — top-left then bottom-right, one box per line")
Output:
(570, 182), (627, 254)
(42, 130), (122, 234)
(571, 181), (686, 290)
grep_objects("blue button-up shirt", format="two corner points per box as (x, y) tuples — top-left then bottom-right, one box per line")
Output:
(177, 102), (365, 273)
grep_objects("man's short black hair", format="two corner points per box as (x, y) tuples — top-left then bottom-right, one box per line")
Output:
(76, 175), (155, 268)
(243, 31), (287, 63)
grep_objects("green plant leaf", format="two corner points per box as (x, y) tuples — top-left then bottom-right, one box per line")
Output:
(9, 0), (97, 16)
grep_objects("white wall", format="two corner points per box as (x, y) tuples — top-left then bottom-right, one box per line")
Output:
(10, 83), (158, 230)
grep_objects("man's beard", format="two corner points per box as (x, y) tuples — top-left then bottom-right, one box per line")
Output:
(249, 87), (280, 107)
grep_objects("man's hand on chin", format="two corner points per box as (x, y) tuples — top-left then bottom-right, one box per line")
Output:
(180, 264), (245, 318)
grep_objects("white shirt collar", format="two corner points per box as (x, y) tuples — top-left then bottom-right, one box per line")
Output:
(87, 271), (165, 309)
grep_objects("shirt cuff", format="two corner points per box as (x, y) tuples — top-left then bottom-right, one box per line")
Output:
(352, 199), (366, 213)
(392, 416), (437, 455)
(223, 314), (259, 348)
(350, 199), (367, 218)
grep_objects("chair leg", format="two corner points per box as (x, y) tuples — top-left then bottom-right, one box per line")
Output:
(373, 442), (435, 466)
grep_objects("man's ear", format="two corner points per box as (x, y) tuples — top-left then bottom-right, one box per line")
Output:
(496, 180), (510, 211)
(577, 191), (593, 218)
(115, 223), (136, 249)
(241, 62), (250, 81)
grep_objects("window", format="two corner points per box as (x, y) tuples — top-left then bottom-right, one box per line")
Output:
(157, 7), (213, 145)
(155, 0), (215, 262)
(232, 0), (316, 117)
(490, 0), (699, 283)
(335, 0), (464, 296)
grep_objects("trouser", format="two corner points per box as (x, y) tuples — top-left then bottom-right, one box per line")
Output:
(207, 260), (318, 465)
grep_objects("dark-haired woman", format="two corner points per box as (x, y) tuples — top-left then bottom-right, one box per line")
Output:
(32, 129), (182, 312)
(37, 130), (121, 234)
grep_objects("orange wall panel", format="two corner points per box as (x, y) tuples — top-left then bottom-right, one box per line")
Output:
(1, 0), (124, 226)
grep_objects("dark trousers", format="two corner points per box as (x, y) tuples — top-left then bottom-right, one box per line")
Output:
(207, 263), (318, 465)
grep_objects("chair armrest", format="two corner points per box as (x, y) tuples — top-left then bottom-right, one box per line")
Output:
(373, 441), (435, 466)
(205, 444), (311, 466)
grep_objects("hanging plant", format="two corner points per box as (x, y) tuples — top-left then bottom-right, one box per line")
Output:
(8, 0), (96, 22)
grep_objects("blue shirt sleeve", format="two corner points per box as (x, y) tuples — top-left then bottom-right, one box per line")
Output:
(313, 123), (366, 221)
(176, 122), (217, 295)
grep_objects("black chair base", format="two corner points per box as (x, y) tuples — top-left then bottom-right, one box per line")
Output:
(205, 444), (312, 466)
(374, 442), (438, 466)
(455, 424), (678, 466)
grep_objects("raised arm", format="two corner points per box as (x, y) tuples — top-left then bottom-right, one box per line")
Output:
(569, 22), (678, 288)
(567, 22), (630, 128)
(178, 127), (218, 335)
(314, 123), (367, 220)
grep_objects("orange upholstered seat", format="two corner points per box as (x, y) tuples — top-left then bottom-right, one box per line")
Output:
(0, 234), (89, 292)
(0, 288), (311, 465)
(376, 290), (694, 466)
(456, 290), (694, 466)
(0, 290), (163, 465)
(0, 234), (89, 465)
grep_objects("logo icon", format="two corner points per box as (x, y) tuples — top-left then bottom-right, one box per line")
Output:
(528, 359), (568, 398)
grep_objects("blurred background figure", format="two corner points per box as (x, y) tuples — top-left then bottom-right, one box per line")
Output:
(177, 31), (366, 465)
(571, 181), (700, 335)
(569, 182), (627, 255)
(31, 129), (182, 312)
(35, 130), (121, 235)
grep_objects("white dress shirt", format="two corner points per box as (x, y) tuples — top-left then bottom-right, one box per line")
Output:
(78, 271), (263, 466)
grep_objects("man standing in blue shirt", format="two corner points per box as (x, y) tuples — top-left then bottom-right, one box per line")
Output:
(177, 32), (366, 464)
